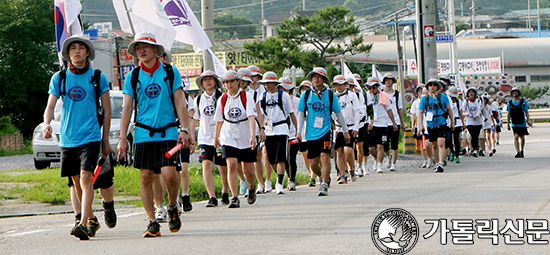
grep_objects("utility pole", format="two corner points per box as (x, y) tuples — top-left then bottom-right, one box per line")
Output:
(303, 0), (305, 11)
(416, 0), (438, 83)
(449, 0), (459, 77)
(538, 0), (541, 37)
(394, 13), (405, 102)
(471, 0), (476, 36)
(202, 0), (214, 71)
(262, 0), (265, 40)
(528, 0), (531, 37)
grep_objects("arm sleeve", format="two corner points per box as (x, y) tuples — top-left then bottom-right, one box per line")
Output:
(283, 93), (294, 114)
(331, 91), (342, 112)
(296, 111), (305, 135)
(335, 110), (349, 133)
(214, 99), (223, 122)
(297, 91), (306, 112)
(193, 97), (200, 120)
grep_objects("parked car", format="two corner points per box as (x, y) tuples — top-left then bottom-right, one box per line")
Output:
(32, 91), (134, 169)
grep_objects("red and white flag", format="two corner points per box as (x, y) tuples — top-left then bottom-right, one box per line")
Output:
(161, 0), (212, 52)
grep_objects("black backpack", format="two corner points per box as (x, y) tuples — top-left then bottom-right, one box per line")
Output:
(130, 63), (179, 137)
(260, 89), (289, 127)
(196, 89), (223, 118)
(302, 89), (334, 116)
(424, 93), (448, 120)
(58, 68), (104, 127)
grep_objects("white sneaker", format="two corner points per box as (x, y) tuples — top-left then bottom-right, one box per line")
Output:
(176, 196), (183, 213)
(420, 161), (428, 168)
(377, 164), (383, 173)
(264, 179), (272, 193)
(256, 183), (265, 194)
(364, 166), (371, 175)
(155, 205), (167, 222)
(275, 183), (285, 194)
(287, 181), (296, 191)
(390, 164), (396, 171)
(427, 158), (435, 168)
(385, 156), (391, 168)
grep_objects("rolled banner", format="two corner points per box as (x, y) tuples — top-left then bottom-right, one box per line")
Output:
(422, 134), (427, 151)
(92, 157), (106, 184)
(165, 143), (183, 158)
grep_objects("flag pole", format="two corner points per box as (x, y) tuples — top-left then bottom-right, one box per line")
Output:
(122, 0), (136, 35)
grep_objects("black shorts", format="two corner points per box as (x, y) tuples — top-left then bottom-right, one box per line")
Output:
(427, 126), (448, 142)
(363, 128), (375, 151)
(134, 141), (178, 174)
(387, 125), (400, 150)
(414, 127), (430, 141)
(512, 126), (529, 136)
(61, 141), (100, 177)
(299, 140), (308, 152)
(264, 135), (288, 165)
(175, 148), (190, 172)
(356, 125), (367, 142)
(306, 131), (332, 159)
(496, 125), (502, 133)
(67, 152), (114, 190)
(198, 145), (226, 166)
(334, 131), (354, 149)
(371, 126), (389, 146)
(222, 145), (257, 163)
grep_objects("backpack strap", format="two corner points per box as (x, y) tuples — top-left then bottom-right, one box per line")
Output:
(58, 69), (67, 96)
(196, 94), (202, 118)
(130, 67), (141, 124)
(93, 69), (104, 127)
(221, 91), (248, 124)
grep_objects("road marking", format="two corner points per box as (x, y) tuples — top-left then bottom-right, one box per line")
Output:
(3, 229), (52, 237)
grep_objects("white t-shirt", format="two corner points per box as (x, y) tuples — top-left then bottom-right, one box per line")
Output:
(410, 97), (428, 134)
(193, 92), (219, 146)
(247, 85), (265, 136)
(332, 89), (361, 132)
(354, 91), (367, 128)
(366, 91), (392, 127)
(259, 90), (294, 136)
(386, 90), (403, 125)
(462, 99), (484, 126)
(448, 97), (463, 127)
(483, 104), (493, 129)
(288, 95), (300, 140)
(214, 89), (257, 149)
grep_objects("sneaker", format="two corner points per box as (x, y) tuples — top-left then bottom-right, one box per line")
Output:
(318, 183), (328, 196)
(520, 150), (525, 158)
(443, 160), (447, 166)
(181, 195), (193, 212)
(102, 201), (117, 228)
(239, 180), (248, 195)
(143, 221), (161, 238)
(337, 174), (348, 184)
(420, 161), (428, 168)
(350, 170), (357, 182)
(264, 179), (272, 193)
(256, 183), (265, 194)
(327, 177), (332, 188)
(206, 197), (218, 207)
(221, 192), (230, 205)
(390, 164), (396, 171)
(492, 148), (496, 154)
(427, 158), (435, 168)
(155, 205), (167, 223)
(167, 206), (181, 232)
(515, 152), (521, 158)
(377, 164), (383, 173)
(247, 187), (257, 204)
(435, 164), (444, 173)
(309, 178), (316, 187)
(72, 223), (89, 240)
(479, 150), (485, 157)
(228, 196), (240, 208)
(449, 154), (455, 161)
(496, 142), (500, 145)
(357, 167), (364, 177)
(275, 183), (285, 194)
(489, 151), (493, 157)
(70, 213), (81, 235)
(364, 167), (371, 175)
(176, 195), (183, 213)
(472, 151), (478, 158)
(385, 156), (391, 168)
(86, 217), (100, 237)
(288, 181), (296, 191)
(455, 156), (460, 163)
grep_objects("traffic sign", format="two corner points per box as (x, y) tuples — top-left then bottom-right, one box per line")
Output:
(436, 34), (454, 43)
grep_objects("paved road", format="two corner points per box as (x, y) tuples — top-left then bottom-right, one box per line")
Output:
(1, 124), (549, 255)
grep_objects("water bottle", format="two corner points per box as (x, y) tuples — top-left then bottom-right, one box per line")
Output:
(216, 147), (222, 157)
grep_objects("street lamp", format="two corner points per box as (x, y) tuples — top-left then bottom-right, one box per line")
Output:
(403, 25), (410, 76)
(283, 66), (305, 87)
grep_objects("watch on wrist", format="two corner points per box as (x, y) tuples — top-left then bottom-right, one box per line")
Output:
(179, 127), (189, 134)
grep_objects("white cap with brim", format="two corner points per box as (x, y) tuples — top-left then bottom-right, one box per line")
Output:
(306, 67), (329, 84)
(258, 71), (280, 84)
(62, 34), (95, 63)
(127, 31), (165, 65)
(221, 70), (241, 82)
(510, 87), (522, 96)
(331, 75), (347, 86)
(426, 78), (442, 89)
(238, 68), (253, 83)
(278, 77), (293, 90)
(247, 65), (262, 77)
(196, 70), (222, 91)
(447, 86), (459, 98)
(297, 80), (312, 90)
(365, 77), (380, 87)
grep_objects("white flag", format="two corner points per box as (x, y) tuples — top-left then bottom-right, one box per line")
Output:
(162, 0), (212, 53)
(113, 0), (176, 51)
(457, 73), (468, 95)
(372, 64), (383, 81)
(207, 49), (227, 77)
(55, 0), (83, 67)
(341, 59), (359, 87)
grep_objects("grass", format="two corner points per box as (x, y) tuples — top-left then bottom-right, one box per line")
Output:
(0, 164), (310, 205)
(0, 139), (33, 157)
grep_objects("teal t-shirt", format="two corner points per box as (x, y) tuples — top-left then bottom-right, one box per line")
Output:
(297, 88), (341, 141)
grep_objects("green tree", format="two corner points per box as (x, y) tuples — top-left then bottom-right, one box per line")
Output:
(244, 5), (371, 74)
(520, 84), (550, 101)
(0, 0), (57, 136)
(214, 12), (259, 40)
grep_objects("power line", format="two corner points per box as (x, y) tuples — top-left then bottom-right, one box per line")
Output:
(213, 0), (281, 12)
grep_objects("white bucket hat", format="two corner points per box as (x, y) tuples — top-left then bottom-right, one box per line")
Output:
(331, 75), (347, 86)
(247, 65), (262, 77)
(127, 31), (165, 62)
(221, 70), (241, 82)
(278, 77), (293, 90)
(62, 34), (95, 62)
(161, 49), (172, 64)
(306, 67), (329, 84)
(196, 70), (222, 91)
(258, 71), (280, 84)
(238, 68), (253, 83)
(365, 77), (381, 87)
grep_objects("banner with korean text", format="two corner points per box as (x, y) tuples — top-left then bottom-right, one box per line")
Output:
(407, 57), (501, 76)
